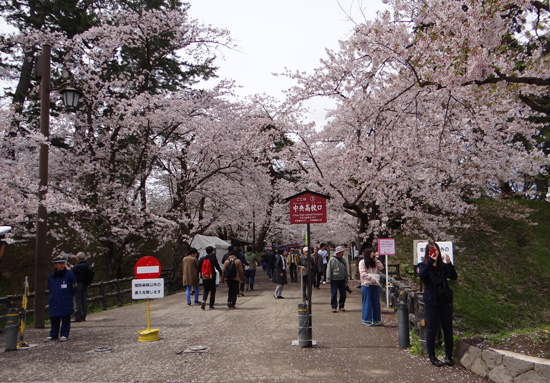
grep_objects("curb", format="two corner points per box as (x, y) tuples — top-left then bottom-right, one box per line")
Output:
(457, 340), (550, 383)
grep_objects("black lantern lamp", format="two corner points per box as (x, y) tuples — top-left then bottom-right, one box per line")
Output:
(60, 84), (83, 108)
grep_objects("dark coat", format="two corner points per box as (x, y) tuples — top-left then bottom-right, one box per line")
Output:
(48, 268), (77, 317)
(72, 260), (89, 284)
(272, 254), (288, 285)
(198, 253), (223, 279)
(418, 257), (457, 306)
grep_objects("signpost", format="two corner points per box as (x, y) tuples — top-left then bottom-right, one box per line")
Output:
(133, 256), (163, 342)
(413, 240), (454, 265)
(377, 238), (395, 308)
(285, 190), (330, 348)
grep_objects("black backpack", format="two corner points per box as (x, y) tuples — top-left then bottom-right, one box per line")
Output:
(224, 258), (237, 279)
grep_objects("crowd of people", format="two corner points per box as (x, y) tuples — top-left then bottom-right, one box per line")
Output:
(41, 238), (458, 368)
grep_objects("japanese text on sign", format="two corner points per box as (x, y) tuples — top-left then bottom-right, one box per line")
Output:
(132, 278), (165, 299)
(415, 241), (454, 264)
(289, 193), (327, 224)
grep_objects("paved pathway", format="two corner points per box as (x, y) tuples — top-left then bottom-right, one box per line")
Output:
(0, 271), (486, 382)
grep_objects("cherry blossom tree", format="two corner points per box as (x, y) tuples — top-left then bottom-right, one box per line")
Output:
(285, 0), (550, 243)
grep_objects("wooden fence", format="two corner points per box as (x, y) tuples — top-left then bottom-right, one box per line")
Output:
(0, 269), (173, 327)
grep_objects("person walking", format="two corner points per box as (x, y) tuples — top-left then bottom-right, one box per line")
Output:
(272, 248), (288, 299)
(326, 246), (348, 313)
(264, 248), (275, 280)
(221, 250), (244, 309)
(68, 252), (91, 322)
(297, 246), (315, 300)
(46, 256), (77, 341)
(312, 246), (320, 288)
(244, 246), (260, 291)
(418, 241), (458, 367)
(198, 246), (223, 310)
(318, 243), (329, 284)
(359, 246), (384, 326)
(182, 248), (200, 306)
(287, 249), (298, 283)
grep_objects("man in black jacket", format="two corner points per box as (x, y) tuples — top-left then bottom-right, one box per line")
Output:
(68, 252), (90, 322)
(198, 246), (223, 310)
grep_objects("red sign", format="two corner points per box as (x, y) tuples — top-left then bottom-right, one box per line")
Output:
(289, 192), (327, 224)
(134, 256), (161, 279)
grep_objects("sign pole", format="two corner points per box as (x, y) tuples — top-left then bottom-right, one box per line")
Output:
(385, 254), (390, 309)
(285, 190), (330, 349)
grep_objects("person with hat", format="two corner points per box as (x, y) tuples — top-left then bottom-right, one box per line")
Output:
(326, 246), (349, 313)
(46, 256), (77, 341)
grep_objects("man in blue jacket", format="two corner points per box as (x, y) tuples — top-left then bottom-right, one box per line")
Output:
(46, 256), (77, 341)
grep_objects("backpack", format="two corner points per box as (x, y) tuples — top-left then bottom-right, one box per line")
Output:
(85, 263), (95, 286)
(201, 258), (213, 279)
(224, 258), (237, 279)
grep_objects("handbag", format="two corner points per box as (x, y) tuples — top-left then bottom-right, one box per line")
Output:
(369, 273), (381, 285)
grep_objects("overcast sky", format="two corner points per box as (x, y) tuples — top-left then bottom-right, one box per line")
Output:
(188, 0), (387, 125)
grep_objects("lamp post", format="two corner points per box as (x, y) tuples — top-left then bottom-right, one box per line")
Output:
(34, 44), (82, 328)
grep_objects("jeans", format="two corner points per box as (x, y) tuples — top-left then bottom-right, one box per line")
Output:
(49, 315), (71, 339)
(186, 285), (199, 304)
(425, 302), (454, 359)
(244, 269), (256, 289)
(74, 283), (88, 321)
(202, 279), (217, 308)
(361, 285), (381, 323)
(330, 279), (347, 309)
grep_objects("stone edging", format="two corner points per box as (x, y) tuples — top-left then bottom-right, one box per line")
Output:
(456, 340), (550, 383)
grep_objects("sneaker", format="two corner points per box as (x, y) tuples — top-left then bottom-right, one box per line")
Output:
(201, 301), (206, 310)
(332, 309), (337, 313)
(59, 336), (68, 342)
(45, 336), (55, 341)
(277, 296), (285, 299)
(363, 321), (373, 326)
(339, 307), (345, 312)
(373, 321), (381, 326)
(187, 302), (191, 306)
(430, 357), (445, 367)
(209, 306), (215, 310)
(443, 356), (454, 366)
(323, 281), (326, 285)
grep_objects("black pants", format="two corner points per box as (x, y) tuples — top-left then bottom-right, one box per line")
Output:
(289, 264), (297, 282)
(227, 280), (239, 307)
(425, 302), (454, 359)
(202, 279), (217, 308)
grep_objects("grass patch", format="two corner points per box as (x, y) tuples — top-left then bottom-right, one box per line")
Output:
(394, 198), (550, 340)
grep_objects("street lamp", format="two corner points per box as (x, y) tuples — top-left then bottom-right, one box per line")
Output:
(34, 44), (83, 328)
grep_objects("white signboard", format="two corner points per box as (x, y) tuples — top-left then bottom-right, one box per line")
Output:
(377, 238), (395, 255)
(132, 278), (165, 299)
(414, 241), (454, 265)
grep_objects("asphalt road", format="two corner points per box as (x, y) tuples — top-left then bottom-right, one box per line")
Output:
(0, 270), (487, 383)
